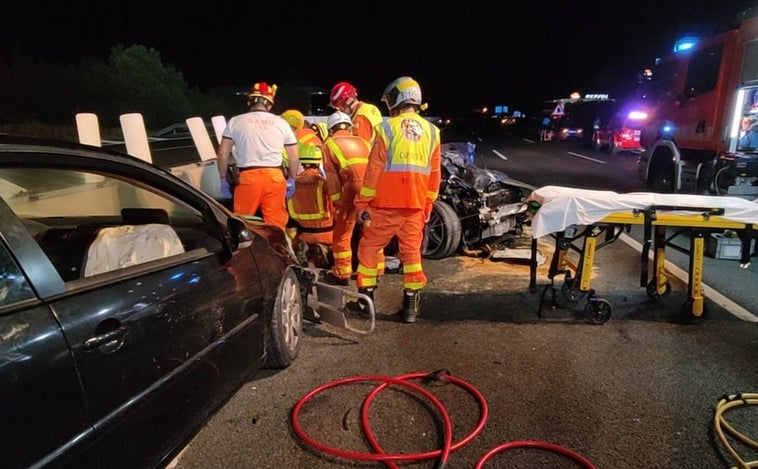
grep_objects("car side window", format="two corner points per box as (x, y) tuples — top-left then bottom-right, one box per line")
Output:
(0, 167), (218, 282)
(0, 242), (36, 307)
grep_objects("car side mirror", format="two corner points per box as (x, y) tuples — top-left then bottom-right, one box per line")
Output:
(227, 216), (254, 250)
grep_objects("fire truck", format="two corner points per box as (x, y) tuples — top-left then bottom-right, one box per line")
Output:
(637, 7), (758, 199)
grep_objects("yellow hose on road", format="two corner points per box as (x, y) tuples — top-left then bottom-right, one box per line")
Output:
(714, 393), (758, 469)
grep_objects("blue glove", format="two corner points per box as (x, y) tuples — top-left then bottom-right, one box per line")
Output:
(220, 179), (233, 199)
(286, 177), (296, 199)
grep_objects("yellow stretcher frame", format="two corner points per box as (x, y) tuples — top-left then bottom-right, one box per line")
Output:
(528, 205), (757, 324)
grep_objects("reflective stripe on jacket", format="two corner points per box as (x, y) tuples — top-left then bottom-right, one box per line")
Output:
(283, 128), (323, 167)
(287, 168), (333, 229)
(352, 101), (384, 145)
(322, 130), (371, 203)
(356, 112), (441, 210)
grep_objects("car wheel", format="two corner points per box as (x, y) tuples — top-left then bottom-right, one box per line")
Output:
(265, 267), (303, 369)
(592, 134), (602, 151)
(649, 169), (675, 193)
(422, 201), (462, 260)
(606, 136), (615, 154)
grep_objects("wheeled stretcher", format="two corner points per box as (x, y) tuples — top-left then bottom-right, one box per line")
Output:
(525, 186), (758, 324)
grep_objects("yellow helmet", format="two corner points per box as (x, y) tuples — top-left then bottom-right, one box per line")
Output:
(310, 122), (328, 141)
(299, 143), (322, 165)
(281, 109), (305, 130)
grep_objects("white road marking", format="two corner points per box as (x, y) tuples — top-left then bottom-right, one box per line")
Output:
(619, 233), (758, 322)
(492, 149), (508, 161)
(523, 138), (537, 143)
(567, 151), (606, 164)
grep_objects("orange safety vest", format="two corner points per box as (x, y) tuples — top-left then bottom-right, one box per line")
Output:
(287, 167), (333, 230)
(322, 130), (371, 204)
(357, 112), (441, 210)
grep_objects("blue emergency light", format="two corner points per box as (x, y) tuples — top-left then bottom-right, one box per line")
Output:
(674, 36), (699, 53)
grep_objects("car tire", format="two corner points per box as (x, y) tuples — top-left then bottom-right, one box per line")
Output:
(265, 267), (303, 369)
(649, 168), (675, 193)
(422, 201), (462, 260)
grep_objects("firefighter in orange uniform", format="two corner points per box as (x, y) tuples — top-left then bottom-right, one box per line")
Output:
(286, 143), (333, 268)
(281, 109), (323, 173)
(353, 77), (441, 323)
(330, 81), (387, 275)
(321, 111), (371, 286)
(329, 81), (384, 145)
(216, 82), (299, 230)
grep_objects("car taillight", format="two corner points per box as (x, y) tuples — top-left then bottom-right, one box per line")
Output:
(620, 129), (634, 141)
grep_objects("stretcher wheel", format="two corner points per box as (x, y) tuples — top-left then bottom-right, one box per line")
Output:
(561, 278), (586, 302)
(585, 299), (612, 324)
(646, 280), (671, 300)
(681, 299), (709, 325)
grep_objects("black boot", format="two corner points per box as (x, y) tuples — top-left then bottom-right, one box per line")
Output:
(402, 289), (420, 323)
(346, 287), (374, 317)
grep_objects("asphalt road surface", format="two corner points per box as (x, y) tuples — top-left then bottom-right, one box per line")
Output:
(174, 233), (758, 469)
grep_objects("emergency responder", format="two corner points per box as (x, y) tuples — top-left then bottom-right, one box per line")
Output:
(329, 81), (384, 145)
(353, 76), (441, 323)
(310, 121), (329, 143)
(216, 82), (299, 230)
(281, 109), (323, 173)
(321, 111), (371, 286)
(286, 143), (333, 268)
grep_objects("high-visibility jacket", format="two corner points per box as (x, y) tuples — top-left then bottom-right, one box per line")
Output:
(283, 127), (323, 170)
(355, 111), (441, 211)
(287, 166), (333, 232)
(351, 101), (383, 145)
(322, 129), (371, 206)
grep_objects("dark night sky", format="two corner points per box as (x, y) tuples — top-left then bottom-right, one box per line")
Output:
(3, 0), (755, 115)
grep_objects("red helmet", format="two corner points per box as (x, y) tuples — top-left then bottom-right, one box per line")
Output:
(330, 82), (357, 109)
(248, 82), (277, 104)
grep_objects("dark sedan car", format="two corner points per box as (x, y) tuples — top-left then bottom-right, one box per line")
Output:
(0, 135), (305, 468)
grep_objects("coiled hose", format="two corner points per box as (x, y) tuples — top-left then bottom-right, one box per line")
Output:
(292, 370), (596, 468)
(714, 392), (758, 469)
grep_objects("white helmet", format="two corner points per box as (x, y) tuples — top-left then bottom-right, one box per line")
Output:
(327, 111), (352, 131)
(382, 76), (423, 111)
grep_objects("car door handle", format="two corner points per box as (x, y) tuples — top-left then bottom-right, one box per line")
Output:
(84, 326), (128, 350)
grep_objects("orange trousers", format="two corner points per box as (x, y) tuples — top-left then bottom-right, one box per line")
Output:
(234, 168), (288, 230)
(332, 202), (384, 280)
(356, 207), (425, 290)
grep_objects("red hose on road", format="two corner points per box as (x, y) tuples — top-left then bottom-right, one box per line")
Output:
(292, 371), (595, 468)
(360, 371), (489, 469)
(291, 371), (488, 467)
(474, 439), (597, 468)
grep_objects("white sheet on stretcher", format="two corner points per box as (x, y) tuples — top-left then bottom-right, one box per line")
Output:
(526, 186), (758, 238)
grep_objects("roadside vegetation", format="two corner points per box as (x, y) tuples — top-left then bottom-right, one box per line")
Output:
(0, 44), (315, 141)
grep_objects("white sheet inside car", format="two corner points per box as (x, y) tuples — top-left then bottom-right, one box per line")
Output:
(526, 186), (758, 238)
(84, 224), (185, 276)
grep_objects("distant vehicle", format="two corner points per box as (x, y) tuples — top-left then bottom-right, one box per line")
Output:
(593, 110), (647, 153)
(0, 135), (305, 468)
(553, 116), (584, 141)
(637, 7), (758, 198)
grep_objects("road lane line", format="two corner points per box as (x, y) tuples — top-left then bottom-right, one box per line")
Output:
(619, 233), (758, 322)
(492, 149), (508, 161)
(567, 151), (606, 164)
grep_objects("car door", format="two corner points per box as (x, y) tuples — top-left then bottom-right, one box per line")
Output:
(1, 159), (266, 468)
(0, 204), (98, 468)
